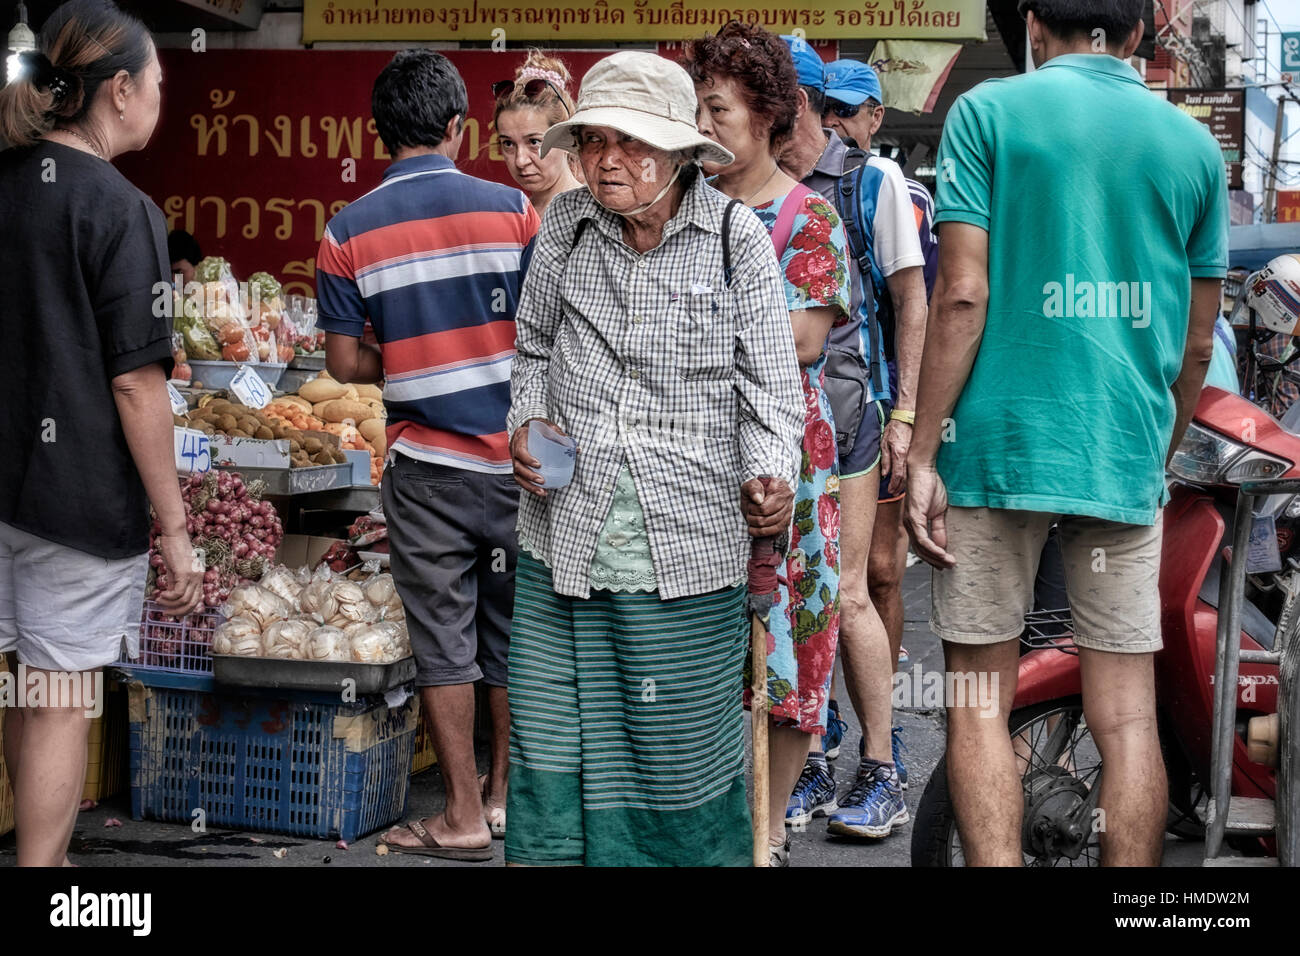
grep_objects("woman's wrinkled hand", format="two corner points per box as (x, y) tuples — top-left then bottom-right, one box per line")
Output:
(511, 419), (568, 498)
(156, 530), (203, 616)
(740, 478), (793, 538)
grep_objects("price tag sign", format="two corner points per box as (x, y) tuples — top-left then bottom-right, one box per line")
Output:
(230, 364), (272, 409)
(166, 381), (188, 416)
(173, 427), (211, 474)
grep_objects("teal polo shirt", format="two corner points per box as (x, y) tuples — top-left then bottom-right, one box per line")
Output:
(932, 53), (1229, 525)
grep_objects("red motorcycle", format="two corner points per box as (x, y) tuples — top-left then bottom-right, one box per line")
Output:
(912, 385), (1291, 866)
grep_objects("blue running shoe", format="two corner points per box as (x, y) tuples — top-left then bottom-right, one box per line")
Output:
(892, 725), (909, 790)
(785, 762), (838, 826)
(856, 730), (909, 790)
(822, 701), (848, 759)
(826, 762), (908, 839)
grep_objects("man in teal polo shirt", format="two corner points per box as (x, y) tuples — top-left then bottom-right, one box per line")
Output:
(906, 0), (1227, 866)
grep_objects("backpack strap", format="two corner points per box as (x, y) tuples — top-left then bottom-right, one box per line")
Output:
(837, 149), (885, 397)
(768, 182), (813, 262)
(721, 198), (742, 288)
(570, 216), (592, 252)
(577, 200), (748, 290)
(575, 200), (742, 290)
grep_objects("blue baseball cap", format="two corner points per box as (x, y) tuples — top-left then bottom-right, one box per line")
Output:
(823, 59), (882, 107)
(780, 35), (826, 92)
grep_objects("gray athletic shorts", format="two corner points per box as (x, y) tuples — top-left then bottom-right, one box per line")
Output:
(381, 454), (519, 687)
(0, 521), (147, 671)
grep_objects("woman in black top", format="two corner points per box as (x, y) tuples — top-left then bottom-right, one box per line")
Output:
(0, 0), (200, 867)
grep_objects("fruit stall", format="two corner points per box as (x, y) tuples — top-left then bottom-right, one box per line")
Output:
(0, 255), (433, 845)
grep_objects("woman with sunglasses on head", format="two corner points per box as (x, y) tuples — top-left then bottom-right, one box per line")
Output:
(683, 22), (853, 867)
(493, 52), (583, 215)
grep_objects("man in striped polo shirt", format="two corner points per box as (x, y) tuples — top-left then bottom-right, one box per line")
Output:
(317, 50), (539, 861)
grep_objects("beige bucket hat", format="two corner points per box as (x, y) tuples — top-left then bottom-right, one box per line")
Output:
(540, 51), (734, 166)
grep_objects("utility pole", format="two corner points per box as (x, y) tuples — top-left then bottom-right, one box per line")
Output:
(1265, 91), (1286, 222)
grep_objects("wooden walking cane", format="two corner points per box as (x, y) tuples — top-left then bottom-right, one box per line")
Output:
(746, 478), (782, 868)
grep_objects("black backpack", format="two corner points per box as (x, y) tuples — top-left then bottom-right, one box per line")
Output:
(818, 147), (886, 458)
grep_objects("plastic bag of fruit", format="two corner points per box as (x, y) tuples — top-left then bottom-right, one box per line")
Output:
(170, 332), (191, 385)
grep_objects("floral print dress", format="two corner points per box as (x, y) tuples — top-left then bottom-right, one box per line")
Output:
(744, 188), (852, 735)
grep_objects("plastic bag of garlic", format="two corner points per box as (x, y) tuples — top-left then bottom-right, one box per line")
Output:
(212, 564), (411, 664)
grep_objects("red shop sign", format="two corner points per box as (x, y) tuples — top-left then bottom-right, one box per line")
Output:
(117, 48), (612, 296)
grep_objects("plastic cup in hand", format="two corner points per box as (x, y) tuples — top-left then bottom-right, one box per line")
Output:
(528, 420), (577, 490)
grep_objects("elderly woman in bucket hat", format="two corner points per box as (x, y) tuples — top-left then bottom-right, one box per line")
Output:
(505, 50), (805, 867)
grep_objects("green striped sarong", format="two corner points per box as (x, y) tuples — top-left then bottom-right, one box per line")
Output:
(505, 551), (752, 866)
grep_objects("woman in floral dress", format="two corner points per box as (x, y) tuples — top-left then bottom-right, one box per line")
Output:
(683, 22), (851, 866)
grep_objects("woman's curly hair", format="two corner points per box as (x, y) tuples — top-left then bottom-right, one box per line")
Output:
(679, 21), (799, 153)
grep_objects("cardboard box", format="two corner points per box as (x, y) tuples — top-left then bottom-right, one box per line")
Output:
(275, 534), (344, 570)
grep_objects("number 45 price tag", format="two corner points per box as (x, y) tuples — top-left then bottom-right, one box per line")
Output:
(174, 427), (211, 474)
(230, 365), (272, 409)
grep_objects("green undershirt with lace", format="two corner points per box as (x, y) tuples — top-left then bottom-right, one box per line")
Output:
(519, 461), (658, 592)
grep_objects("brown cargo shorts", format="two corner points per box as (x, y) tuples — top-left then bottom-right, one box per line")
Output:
(931, 507), (1163, 654)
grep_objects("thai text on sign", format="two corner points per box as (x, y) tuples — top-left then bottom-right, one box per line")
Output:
(302, 0), (988, 42)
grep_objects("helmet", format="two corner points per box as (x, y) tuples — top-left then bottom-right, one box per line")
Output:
(1245, 254), (1300, 335)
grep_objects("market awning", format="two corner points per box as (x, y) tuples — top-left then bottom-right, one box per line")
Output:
(1229, 223), (1300, 272)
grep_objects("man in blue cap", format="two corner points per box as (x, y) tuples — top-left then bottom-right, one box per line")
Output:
(777, 37), (932, 843)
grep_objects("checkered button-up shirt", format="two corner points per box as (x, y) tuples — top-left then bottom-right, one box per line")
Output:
(507, 172), (803, 600)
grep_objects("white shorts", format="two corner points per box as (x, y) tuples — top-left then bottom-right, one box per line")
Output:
(0, 522), (148, 672)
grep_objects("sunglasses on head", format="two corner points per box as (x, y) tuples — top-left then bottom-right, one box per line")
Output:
(492, 77), (572, 116)
(824, 98), (861, 119)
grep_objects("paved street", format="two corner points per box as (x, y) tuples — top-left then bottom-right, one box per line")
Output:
(0, 563), (1211, 868)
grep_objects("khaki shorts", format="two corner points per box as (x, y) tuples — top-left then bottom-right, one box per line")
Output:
(931, 507), (1163, 655)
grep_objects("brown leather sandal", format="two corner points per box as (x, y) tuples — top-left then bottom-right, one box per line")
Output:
(378, 819), (493, 861)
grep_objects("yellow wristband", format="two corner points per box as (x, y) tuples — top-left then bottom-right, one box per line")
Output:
(889, 409), (916, 425)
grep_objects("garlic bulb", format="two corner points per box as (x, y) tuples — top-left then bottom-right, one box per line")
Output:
(306, 625), (350, 662)
(300, 579), (338, 624)
(391, 623), (412, 659)
(213, 615), (263, 657)
(364, 573), (404, 619)
(374, 621), (406, 662)
(349, 624), (396, 664)
(259, 565), (302, 607)
(363, 573), (395, 606)
(225, 584), (292, 631)
(330, 581), (370, 624)
(261, 618), (313, 659)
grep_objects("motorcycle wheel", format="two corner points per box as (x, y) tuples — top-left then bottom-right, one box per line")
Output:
(912, 698), (1103, 867)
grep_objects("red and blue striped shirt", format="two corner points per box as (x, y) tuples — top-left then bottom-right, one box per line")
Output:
(316, 154), (539, 473)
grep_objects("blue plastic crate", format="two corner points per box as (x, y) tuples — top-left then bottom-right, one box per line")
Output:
(127, 675), (416, 841)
